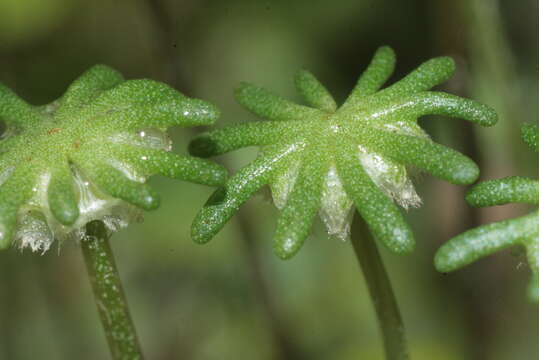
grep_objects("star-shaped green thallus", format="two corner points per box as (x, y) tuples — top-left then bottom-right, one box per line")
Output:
(436, 123), (539, 303)
(0, 64), (227, 251)
(189, 46), (497, 259)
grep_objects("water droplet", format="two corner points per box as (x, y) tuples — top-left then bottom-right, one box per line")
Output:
(283, 238), (295, 252)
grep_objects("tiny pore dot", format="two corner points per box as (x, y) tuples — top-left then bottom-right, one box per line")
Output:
(183, 111), (190, 116)
(141, 156), (148, 160)
(139, 131), (146, 137)
(84, 181), (90, 186)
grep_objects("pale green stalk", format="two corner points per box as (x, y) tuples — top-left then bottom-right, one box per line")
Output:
(351, 214), (409, 360)
(81, 220), (144, 360)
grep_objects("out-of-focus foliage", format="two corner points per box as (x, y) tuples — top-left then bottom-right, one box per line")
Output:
(0, 0), (74, 48)
(1, 0), (539, 360)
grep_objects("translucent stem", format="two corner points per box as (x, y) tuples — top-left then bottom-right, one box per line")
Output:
(351, 213), (409, 360)
(81, 220), (144, 360)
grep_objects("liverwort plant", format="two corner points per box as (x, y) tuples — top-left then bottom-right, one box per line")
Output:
(189, 45), (497, 257)
(436, 123), (539, 304)
(0, 64), (227, 359)
(189, 46), (497, 359)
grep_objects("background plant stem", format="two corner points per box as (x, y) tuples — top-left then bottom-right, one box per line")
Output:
(81, 220), (144, 360)
(351, 213), (409, 360)
(237, 208), (306, 360)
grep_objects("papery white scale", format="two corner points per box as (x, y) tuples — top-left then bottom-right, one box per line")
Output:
(357, 145), (421, 210)
(270, 147), (421, 242)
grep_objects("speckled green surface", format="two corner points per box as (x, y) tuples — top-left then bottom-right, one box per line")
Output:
(436, 123), (539, 303)
(82, 220), (143, 359)
(0, 64), (227, 251)
(190, 46), (497, 259)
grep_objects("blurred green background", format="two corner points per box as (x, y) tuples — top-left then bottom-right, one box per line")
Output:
(1, 0), (539, 359)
